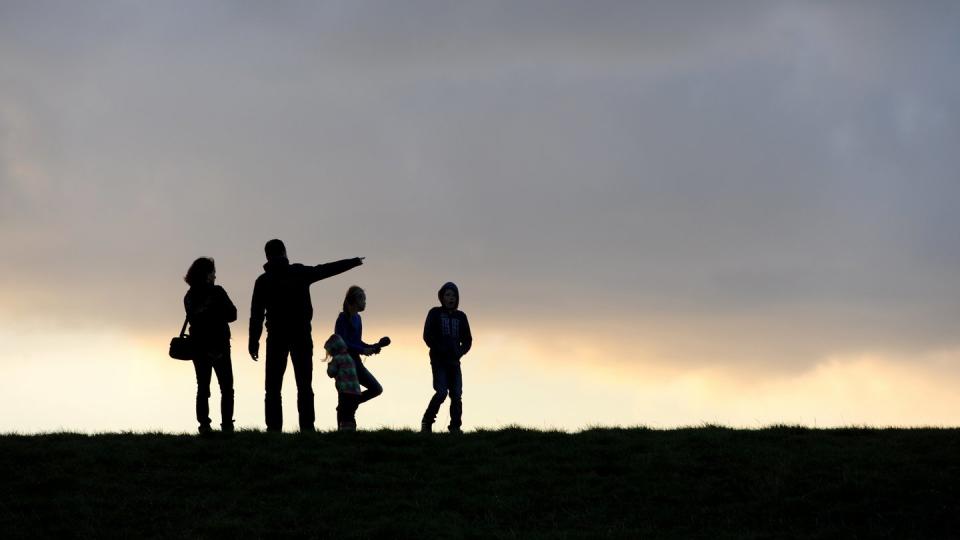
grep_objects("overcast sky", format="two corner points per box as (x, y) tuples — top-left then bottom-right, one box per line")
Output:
(2, 1), (960, 430)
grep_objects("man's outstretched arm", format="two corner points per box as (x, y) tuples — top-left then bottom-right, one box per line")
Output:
(308, 257), (364, 284)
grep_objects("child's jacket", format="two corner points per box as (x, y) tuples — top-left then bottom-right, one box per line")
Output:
(335, 312), (377, 363)
(423, 307), (472, 363)
(326, 353), (362, 395)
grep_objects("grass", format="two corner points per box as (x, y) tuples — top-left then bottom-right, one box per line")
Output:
(2, 426), (959, 538)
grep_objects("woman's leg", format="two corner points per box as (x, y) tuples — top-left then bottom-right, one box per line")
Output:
(192, 356), (213, 432)
(212, 348), (234, 431)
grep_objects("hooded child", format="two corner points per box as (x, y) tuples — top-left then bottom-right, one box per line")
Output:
(323, 334), (362, 431)
(421, 282), (473, 433)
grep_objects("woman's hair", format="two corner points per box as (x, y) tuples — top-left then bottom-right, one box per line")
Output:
(323, 334), (347, 362)
(184, 257), (215, 288)
(342, 285), (365, 311)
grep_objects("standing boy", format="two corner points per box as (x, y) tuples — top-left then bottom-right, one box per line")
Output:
(421, 282), (473, 433)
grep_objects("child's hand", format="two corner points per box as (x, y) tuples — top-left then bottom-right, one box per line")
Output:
(378, 337), (391, 347)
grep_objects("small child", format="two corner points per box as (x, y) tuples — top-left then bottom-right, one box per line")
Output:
(323, 334), (361, 431)
(421, 282), (473, 433)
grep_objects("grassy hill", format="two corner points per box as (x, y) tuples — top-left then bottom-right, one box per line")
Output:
(2, 427), (959, 539)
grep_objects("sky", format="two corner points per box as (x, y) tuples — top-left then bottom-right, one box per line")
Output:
(2, 1), (960, 433)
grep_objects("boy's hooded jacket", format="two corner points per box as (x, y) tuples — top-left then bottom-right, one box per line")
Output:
(423, 282), (472, 364)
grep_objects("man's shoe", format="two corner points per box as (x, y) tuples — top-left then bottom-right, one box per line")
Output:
(420, 422), (432, 433)
(448, 427), (462, 434)
(221, 422), (234, 434)
(198, 424), (213, 435)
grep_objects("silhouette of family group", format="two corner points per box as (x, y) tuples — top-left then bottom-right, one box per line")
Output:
(180, 239), (472, 434)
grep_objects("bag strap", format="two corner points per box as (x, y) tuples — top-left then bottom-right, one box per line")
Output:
(179, 316), (189, 338)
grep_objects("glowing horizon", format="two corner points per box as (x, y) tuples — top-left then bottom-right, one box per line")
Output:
(4, 321), (960, 434)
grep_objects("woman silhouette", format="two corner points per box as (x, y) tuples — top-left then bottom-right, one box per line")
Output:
(183, 257), (237, 434)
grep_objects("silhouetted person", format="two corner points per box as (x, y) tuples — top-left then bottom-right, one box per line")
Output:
(421, 282), (472, 433)
(323, 334), (361, 431)
(334, 286), (390, 428)
(249, 239), (363, 432)
(184, 257), (237, 434)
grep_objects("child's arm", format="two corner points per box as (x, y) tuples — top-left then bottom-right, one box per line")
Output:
(326, 358), (338, 378)
(459, 313), (473, 356)
(335, 314), (376, 355)
(422, 309), (440, 349)
(368, 336), (390, 355)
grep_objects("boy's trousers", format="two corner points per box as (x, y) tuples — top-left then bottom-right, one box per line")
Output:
(422, 360), (463, 430)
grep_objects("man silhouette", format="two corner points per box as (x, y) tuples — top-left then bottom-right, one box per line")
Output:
(249, 239), (363, 432)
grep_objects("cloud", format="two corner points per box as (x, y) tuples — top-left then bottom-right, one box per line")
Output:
(1, 1), (959, 372)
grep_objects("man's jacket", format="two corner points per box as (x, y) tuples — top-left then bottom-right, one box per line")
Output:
(249, 257), (362, 343)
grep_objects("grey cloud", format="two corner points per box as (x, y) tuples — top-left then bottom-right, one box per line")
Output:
(1, 1), (959, 369)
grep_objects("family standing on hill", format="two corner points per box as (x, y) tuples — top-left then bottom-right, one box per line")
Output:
(180, 239), (472, 434)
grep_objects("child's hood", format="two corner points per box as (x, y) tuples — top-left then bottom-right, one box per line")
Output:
(324, 334), (348, 355)
(437, 282), (459, 310)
